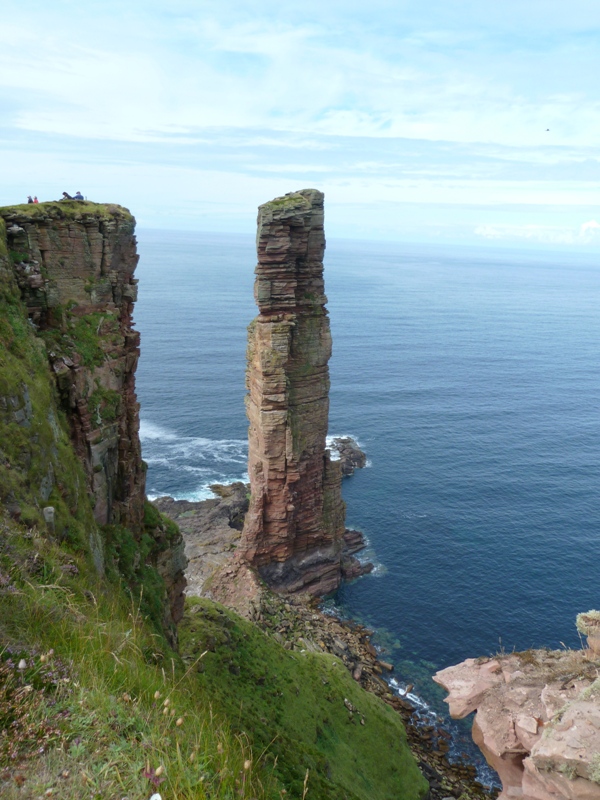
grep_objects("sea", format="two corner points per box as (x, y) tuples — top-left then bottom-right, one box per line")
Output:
(134, 229), (600, 783)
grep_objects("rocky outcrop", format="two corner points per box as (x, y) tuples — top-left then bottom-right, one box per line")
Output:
(0, 201), (145, 530)
(235, 189), (346, 595)
(155, 483), (249, 597)
(434, 650), (600, 800)
(329, 436), (367, 476)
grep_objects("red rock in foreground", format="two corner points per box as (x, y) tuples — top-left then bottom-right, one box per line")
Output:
(434, 650), (600, 800)
(237, 189), (346, 595)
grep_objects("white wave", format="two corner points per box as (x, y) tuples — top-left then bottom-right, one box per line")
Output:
(326, 434), (371, 468)
(140, 419), (180, 441)
(181, 465), (216, 476)
(143, 456), (175, 467)
(326, 433), (364, 449)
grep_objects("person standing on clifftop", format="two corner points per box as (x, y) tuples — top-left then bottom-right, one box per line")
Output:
(74, 191), (84, 200)
(27, 196), (33, 203)
(33, 196), (39, 204)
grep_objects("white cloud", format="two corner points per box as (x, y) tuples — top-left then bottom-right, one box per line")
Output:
(474, 219), (600, 245)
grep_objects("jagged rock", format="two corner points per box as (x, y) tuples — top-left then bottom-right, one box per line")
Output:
(155, 483), (248, 597)
(0, 202), (186, 633)
(434, 650), (600, 800)
(329, 436), (367, 476)
(233, 189), (346, 596)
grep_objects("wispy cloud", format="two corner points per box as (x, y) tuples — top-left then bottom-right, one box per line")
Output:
(475, 219), (600, 245)
(1, 1), (600, 243)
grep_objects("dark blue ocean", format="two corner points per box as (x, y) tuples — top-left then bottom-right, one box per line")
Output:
(134, 229), (600, 777)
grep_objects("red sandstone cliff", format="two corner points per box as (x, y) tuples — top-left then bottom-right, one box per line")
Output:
(1, 202), (145, 530)
(237, 189), (346, 595)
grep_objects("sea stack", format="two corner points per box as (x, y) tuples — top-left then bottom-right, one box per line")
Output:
(238, 189), (346, 594)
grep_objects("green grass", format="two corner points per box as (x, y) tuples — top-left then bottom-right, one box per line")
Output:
(40, 310), (120, 368)
(0, 518), (427, 800)
(180, 598), (428, 800)
(0, 258), (97, 550)
(0, 201), (134, 225)
(0, 516), (278, 800)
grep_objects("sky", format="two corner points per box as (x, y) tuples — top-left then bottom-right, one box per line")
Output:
(2, 0), (600, 247)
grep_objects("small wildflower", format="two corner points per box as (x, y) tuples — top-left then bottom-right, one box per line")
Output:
(162, 707), (169, 715)
(189, 751), (196, 762)
(40, 654), (47, 663)
(47, 649), (54, 658)
(176, 717), (183, 726)
(18, 659), (27, 671)
(244, 760), (251, 770)
(154, 690), (161, 700)
(217, 743), (224, 754)
(154, 766), (164, 777)
(163, 698), (170, 707)
(170, 708), (175, 716)
(122, 693), (131, 702)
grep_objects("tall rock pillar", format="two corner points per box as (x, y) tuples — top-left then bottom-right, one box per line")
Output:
(239, 189), (346, 595)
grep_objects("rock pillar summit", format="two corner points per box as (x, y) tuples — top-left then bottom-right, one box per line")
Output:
(238, 189), (346, 595)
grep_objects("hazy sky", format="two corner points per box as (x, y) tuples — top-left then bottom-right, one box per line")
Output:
(2, 0), (600, 246)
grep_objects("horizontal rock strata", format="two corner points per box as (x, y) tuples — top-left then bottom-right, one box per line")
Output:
(1, 202), (145, 530)
(237, 189), (346, 595)
(434, 650), (600, 800)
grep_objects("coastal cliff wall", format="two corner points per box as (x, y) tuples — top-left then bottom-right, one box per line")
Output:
(0, 202), (144, 530)
(237, 189), (346, 595)
(0, 201), (185, 634)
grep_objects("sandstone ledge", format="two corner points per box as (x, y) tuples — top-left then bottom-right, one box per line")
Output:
(434, 650), (600, 800)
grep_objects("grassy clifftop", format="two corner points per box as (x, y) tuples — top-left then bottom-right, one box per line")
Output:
(0, 200), (134, 223)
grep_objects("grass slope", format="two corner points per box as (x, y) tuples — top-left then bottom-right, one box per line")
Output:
(0, 517), (277, 799)
(181, 598), (428, 800)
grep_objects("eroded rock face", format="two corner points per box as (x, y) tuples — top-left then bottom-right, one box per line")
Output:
(1, 202), (145, 530)
(237, 189), (346, 595)
(155, 483), (249, 597)
(434, 650), (600, 800)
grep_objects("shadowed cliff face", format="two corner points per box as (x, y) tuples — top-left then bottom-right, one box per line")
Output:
(0, 201), (186, 638)
(0, 202), (145, 530)
(239, 189), (346, 595)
